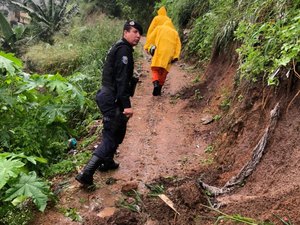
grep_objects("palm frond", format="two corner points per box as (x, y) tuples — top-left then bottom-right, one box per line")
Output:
(9, 0), (50, 25)
(26, 0), (48, 20)
(0, 11), (15, 43)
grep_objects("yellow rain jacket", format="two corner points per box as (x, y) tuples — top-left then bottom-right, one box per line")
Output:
(144, 20), (181, 72)
(146, 6), (173, 38)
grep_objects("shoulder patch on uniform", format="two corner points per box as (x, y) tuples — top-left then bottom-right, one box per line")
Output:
(122, 56), (128, 64)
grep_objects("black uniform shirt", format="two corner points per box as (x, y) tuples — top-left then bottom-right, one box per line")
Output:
(102, 38), (134, 109)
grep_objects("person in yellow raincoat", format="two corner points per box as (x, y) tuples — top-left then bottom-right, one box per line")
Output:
(144, 20), (181, 96)
(146, 6), (173, 38)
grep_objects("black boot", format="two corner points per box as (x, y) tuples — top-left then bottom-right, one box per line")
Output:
(98, 158), (119, 172)
(152, 80), (160, 96)
(75, 155), (103, 186)
(157, 85), (162, 96)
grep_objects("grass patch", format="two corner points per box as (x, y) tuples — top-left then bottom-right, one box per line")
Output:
(44, 151), (91, 177)
(24, 16), (123, 76)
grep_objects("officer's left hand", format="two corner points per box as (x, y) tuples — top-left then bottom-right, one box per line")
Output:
(123, 108), (133, 118)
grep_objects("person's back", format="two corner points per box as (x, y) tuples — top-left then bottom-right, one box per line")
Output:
(147, 20), (181, 71)
(144, 20), (181, 96)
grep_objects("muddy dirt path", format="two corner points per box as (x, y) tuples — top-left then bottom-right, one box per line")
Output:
(116, 56), (205, 185)
(30, 38), (300, 225)
(32, 42), (212, 224)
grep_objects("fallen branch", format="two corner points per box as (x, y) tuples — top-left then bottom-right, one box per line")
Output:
(198, 103), (280, 196)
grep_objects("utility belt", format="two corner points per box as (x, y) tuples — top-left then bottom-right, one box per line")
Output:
(103, 116), (111, 122)
(103, 105), (129, 123)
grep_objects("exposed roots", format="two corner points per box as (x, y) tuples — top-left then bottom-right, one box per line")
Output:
(286, 60), (300, 111)
(198, 103), (280, 197)
(287, 89), (300, 112)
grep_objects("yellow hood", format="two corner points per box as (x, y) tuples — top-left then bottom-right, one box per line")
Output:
(146, 6), (171, 38)
(157, 6), (167, 16)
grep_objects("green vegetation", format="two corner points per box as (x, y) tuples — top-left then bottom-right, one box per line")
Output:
(0, 8), (132, 222)
(192, 74), (201, 83)
(8, 0), (79, 44)
(44, 151), (90, 177)
(219, 88), (231, 111)
(204, 145), (214, 153)
(0, 11), (18, 50)
(213, 114), (222, 121)
(194, 89), (203, 101)
(146, 183), (165, 197)
(58, 207), (82, 222)
(235, 3), (300, 84)
(0, 204), (33, 225)
(24, 16), (123, 99)
(202, 203), (294, 225)
(0, 50), (84, 223)
(0, 0), (299, 223)
(0, 51), (85, 162)
(117, 190), (143, 213)
(0, 152), (52, 225)
(200, 157), (214, 165)
(157, 0), (208, 30)
(220, 98), (231, 111)
(157, 0), (299, 85)
(84, 0), (155, 30)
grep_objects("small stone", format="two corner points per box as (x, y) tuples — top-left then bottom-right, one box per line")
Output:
(201, 115), (214, 125)
(121, 182), (138, 195)
(97, 207), (116, 218)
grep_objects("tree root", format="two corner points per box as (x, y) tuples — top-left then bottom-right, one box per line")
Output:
(198, 103), (280, 197)
(287, 89), (300, 112)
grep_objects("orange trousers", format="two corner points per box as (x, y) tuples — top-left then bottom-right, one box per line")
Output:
(151, 67), (168, 85)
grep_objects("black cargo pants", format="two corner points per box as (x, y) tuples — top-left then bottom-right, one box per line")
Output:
(94, 88), (129, 160)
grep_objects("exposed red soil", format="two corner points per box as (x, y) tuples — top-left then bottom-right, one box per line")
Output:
(31, 39), (300, 225)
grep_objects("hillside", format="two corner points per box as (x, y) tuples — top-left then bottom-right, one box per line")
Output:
(31, 38), (300, 225)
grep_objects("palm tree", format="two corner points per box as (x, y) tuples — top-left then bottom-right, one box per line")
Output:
(7, 0), (79, 44)
(0, 11), (28, 51)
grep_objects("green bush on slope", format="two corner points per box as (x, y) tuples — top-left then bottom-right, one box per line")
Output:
(160, 0), (299, 85)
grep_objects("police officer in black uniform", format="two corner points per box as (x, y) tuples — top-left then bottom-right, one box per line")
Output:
(76, 20), (143, 187)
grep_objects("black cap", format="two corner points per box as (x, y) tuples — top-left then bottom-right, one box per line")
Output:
(124, 20), (143, 35)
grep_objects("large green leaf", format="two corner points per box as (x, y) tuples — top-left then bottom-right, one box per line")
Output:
(9, 152), (48, 165)
(15, 74), (47, 94)
(46, 74), (68, 94)
(66, 83), (86, 106)
(5, 171), (50, 212)
(0, 53), (20, 76)
(0, 51), (23, 68)
(41, 104), (68, 123)
(0, 158), (24, 190)
(0, 87), (16, 107)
